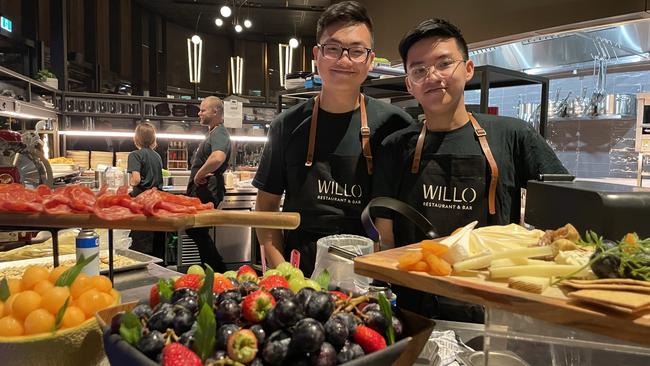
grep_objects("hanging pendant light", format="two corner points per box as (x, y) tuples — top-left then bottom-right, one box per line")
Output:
(187, 34), (202, 83)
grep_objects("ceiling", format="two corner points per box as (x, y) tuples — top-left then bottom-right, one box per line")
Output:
(135, 0), (332, 41)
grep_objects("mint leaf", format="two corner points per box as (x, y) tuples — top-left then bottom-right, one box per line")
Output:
(198, 264), (214, 310)
(55, 253), (99, 287)
(378, 292), (395, 345)
(314, 269), (330, 290)
(158, 278), (174, 303)
(193, 303), (216, 362)
(0, 277), (9, 301)
(119, 311), (142, 345)
(53, 297), (70, 331)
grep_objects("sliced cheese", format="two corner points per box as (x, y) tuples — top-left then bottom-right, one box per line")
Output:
(508, 276), (550, 294)
(453, 245), (554, 272)
(554, 250), (593, 266)
(490, 264), (585, 279)
(440, 221), (478, 264)
(490, 258), (550, 268)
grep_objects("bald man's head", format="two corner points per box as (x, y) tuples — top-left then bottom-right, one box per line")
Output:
(199, 96), (224, 128)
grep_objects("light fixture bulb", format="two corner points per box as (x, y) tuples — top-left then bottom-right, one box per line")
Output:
(215, 18), (223, 27)
(220, 5), (232, 18)
(235, 24), (243, 33)
(244, 19), (252, 28)
(191, 35), (201, 44)
(289, 37), (299, 48)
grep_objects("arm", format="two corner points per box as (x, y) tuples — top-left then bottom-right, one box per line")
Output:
(255, 190), (286, 267)
(194, 150), (227, 185)
(129, 171), (141, 187)
(375, 218), (395, 251)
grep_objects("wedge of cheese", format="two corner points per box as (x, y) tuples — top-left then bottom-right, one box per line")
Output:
(439, 221), (478, 264)
(508, 276), (550, 294)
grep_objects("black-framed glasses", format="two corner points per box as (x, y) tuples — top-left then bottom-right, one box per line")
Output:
(318, 44), (372, 63)
(407, 59), (466, 83)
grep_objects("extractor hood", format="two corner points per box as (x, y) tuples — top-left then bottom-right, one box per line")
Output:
(470, 18), (650, 76)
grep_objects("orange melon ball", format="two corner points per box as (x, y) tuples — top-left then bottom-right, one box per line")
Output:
(90, 275), (112, 293)
(23, 309), (55, 335)
(60, 306), (86, 329)
(33, 280), (54, 295)
(99, 292), (114, 309)
(21, 266), (50, 290)
(0, 316), (24, 336)
(12, 290), (42, 321)
(4, 293), (18, 316)
(7, 278), (22, 295)
(110, 288), (120, 301)
(48, 265), (71, 284)
(41, 286), (71, 315)
(70, 273), (92, 299)
(0, 300), (4, 318)
(77, 289), (104, 318)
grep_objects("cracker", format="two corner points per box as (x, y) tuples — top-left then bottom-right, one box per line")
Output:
(564, 278), (650, 287)
(561, 281), (650, 294)
(568, 289), (650, 310)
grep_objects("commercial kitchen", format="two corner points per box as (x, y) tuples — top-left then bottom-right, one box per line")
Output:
(1, 1), (650, 365)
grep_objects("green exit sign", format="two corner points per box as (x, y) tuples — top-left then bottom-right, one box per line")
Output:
(1, 16), (12, 33)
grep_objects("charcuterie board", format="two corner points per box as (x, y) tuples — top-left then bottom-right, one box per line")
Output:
(354, 243), (650, 347)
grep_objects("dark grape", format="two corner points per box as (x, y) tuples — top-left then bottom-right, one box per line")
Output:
(262, 330), (291, 366)
(147, 309), (175, 332)
(324, 317), (348, 350)
(269, 287), (294, 302)
(215, 323), (240, 351)
(310, 342), (337, 366)
(336, 341), (365, 364)
(136, 330), (165, 360)
(215, 299), (241, 324)
(295, 288), (316, 311)
(174, 296), (198, 314)
(290, 318), (325, 354)
(217, 289), (242, 304)
(249, 324), (266, 345)
(171, 288), (197, 304)
(305, 292), (334, 322)
(274, 298), (303, 327)
(172, 307), (194, 335)
(364, 310), (388, 333)
(239, 281), (259, 296)
(331, 312), (361, 335)
(132, 304), (153, 320)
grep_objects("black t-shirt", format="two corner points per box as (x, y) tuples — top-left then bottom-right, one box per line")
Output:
(127, 147), (163, 191)
(253, 95), (413, 225)
(373, 113), (568, 225)
(189, 124), (231, 181)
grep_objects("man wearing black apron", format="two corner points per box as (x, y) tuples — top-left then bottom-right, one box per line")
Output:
(372, 19), (568, 321)
(186, 96), (231, 273)
(253, 1), (413, 276)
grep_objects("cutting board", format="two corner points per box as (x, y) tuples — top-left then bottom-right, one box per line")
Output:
(354, 243), (650, 347)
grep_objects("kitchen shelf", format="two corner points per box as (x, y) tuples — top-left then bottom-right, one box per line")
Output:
(64, 112), (141, 119)
(548, 115), (636, 121)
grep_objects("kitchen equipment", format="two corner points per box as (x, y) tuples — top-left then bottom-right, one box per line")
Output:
(548, 90), (572, 119)
(171, 104), (186, 117)
(457, 351), (530, 366)
(598, 93), (617, 115)
(615, 93), (635, 116)
(0, 129), (53, 187)
(569, 87), (592, 117)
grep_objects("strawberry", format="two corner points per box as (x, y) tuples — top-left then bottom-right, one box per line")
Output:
(353, 325), (387, 354)
(237, 265), (259, 284)
(162, 343), (203, 366)
(149, 284), (160, 308)
(258, 275), (289, 290)
(174, 274), (203, 290)
(213, 275), (235, 294)
(329, 290), (348, 301)
(227, 329), (258, 364)
(241, 290), (276, 323)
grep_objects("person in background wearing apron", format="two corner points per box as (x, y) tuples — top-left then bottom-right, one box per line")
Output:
(127, 122), (165, 259)
(253, 1), (413, 276)
(372, 19), (568, 322)
(185, 96), (231, 273)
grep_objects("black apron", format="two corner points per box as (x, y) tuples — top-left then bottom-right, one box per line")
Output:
(393, 114), (497, 322)
(187, 132), (227, 207)
(282, 94), (372, 277)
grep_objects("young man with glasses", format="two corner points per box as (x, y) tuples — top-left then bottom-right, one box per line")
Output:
(253, 1), (412, 276)
(372, 19), (567, 321)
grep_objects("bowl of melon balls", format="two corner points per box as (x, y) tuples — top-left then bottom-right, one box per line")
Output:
(0, 255), (120, 366)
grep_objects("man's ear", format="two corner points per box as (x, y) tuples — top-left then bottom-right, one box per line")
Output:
(367, 52), (375, 71)
(312, 45), (319, 60)
(465, 59), (475, 81)
(405, 75), (414, 95)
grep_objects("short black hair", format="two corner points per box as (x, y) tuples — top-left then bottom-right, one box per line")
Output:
(316, 1), (373, 44)
(399, 18), (469, 71)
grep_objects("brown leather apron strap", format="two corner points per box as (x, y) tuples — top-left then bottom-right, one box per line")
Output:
(411, 122), (427, 174)
(305, 94), (373, 174)
(469, 113), (499, 215)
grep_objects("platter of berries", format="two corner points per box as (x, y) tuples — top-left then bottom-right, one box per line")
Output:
(100, 262), (430, 366)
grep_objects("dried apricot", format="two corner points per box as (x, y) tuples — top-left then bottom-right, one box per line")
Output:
(397, 251), (423, 271)
(421, 240), (449, 256)
(425, 254), (452, 276)
(412, 261), (429, 272)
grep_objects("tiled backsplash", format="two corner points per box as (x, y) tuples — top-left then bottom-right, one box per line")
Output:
(464, 70), (645, 179)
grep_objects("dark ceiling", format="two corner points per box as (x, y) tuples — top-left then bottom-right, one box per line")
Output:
(135, 0), (332, 41)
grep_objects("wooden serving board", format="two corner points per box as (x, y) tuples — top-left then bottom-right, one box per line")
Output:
(354, 243), (650, 347)
(0, 210), (300, 232)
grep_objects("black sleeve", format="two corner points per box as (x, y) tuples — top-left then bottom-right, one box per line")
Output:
(127, 151), (141, 174)
(516, 124), (569, 187)
(253, 120), (286, 195)
(371, 135), (401, 219)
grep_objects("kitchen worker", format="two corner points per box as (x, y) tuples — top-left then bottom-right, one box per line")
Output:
(186, 96), (231, 273)
(253, 1), (413, 276)
(127, 122), (165, 259)
(372, 19), (568, 320)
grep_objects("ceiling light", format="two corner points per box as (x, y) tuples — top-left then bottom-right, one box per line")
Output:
(215, 18), (223, 27)
(191, 35), (201, 45)
(59, 130), (267, 142)
(234, 24), (243, 33)
(220, 5), (232, 18)
(289, 37), (299, 48)
(244, 19), (252, 28)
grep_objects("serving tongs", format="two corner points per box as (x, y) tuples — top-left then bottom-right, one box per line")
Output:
(328, 245), (361, 261)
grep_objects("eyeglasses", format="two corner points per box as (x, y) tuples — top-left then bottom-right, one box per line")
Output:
(318, 44), (372, 63)
(407, 59), (466, 83)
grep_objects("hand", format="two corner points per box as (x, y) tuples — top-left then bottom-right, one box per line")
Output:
(194, 172), (213, 185)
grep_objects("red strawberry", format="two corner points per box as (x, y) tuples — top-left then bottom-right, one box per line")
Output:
(213, 275), (235, 294)
(174, 274), (203, 290)
(329, 290), (348, 301)
(149, 284), (160, 308)
(259, 275), (289, 290)
(237, 265), (259, 284)
(353, 325), (387, 354)
(241, 290), (276, 323)
(162, 343), (202, 366)
(227, 329), (258, 364)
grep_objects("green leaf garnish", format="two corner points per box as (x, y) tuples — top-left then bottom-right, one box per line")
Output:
(314, 269), (330, 290)
(119, 311), (142, 345)
(0, 277), (9, 301)
(53, 297), (70, 331)
(199, 264), (214, 310)
(193, 303), (216, 362)
(378, 292), (395, 345)
(158, 278), (174, 303)
(55, 253), (99, 287)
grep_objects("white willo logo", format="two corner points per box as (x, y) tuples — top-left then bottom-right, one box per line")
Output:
(318, 179), (362, 198)
(423, 185), (477, 203)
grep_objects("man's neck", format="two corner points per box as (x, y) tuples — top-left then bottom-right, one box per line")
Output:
(319, 88), (361, 113)
(424, 103), (470, 132)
